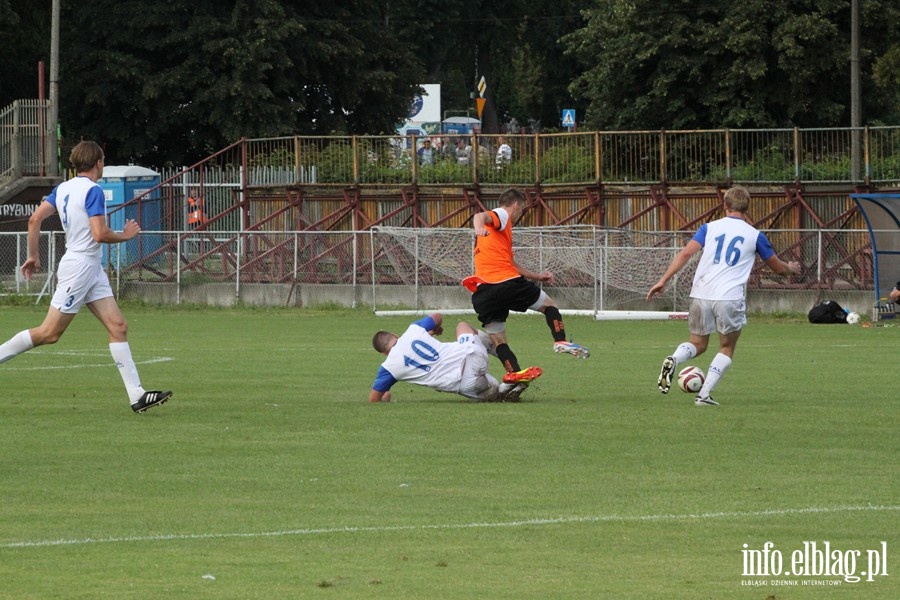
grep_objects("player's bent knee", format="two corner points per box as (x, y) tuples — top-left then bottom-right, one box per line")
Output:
(529, 291), (552, 312)
(483, 321), (506, 334)
(107, 319), (129, 340)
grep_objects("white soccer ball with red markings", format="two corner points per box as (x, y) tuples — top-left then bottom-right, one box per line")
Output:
(846, 311), (860, 325)
(677, 366), (705, 394)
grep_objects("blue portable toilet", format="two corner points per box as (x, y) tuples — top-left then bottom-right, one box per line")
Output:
(442, 116), (481, 135)
(97, 165), (162, 268)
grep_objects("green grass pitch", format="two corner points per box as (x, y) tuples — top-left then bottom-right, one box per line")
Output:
(0, 305), (897, 599)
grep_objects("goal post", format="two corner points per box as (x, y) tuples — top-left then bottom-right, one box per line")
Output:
(370, 225), (698, 319)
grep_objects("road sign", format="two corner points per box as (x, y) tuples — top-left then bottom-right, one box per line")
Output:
(476, 97), (486, 119)
(562, 109), (576, 128)
(478, 76), (487, 98)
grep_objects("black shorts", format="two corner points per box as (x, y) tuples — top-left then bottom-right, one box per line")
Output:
(471, 277), (542, 327)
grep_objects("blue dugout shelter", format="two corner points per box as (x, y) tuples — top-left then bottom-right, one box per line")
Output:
(849, 193), (900, 309)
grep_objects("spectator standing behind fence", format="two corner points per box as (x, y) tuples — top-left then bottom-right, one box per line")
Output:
(496, 136), (512, 167)
(646, 185), (801, 407)
(417, 138), (434, 165)
(890, 281), (900, 303)
(187, 193), (206, 227)
(0, 141), (173, 414)
(455, 138), (472, 164)
(443, 138), (456, 160)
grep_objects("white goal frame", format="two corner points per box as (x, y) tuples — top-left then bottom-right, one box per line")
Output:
(370, 225), (696, 320)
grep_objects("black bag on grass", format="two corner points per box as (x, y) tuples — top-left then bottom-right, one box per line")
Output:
(808, 300), (848, 324)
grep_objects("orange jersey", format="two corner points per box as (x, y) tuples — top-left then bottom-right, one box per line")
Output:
(473, 208), (520, 283)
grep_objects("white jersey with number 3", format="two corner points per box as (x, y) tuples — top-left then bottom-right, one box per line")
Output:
(45, 175), (106, 261)
(690, 216), (775, 301)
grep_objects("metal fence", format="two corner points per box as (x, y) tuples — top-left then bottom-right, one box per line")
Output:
(149, 127), (900, 192)
(0, 228), (880, 316)
(0, 99), (54, 189)
(231, 127), (900, 187)
(4, 108), (900, 210)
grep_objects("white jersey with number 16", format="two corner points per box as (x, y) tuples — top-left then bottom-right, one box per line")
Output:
(690, 216), (775, 301)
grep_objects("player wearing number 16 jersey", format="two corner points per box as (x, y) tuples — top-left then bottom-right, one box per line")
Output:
(646, 186), (801, 406)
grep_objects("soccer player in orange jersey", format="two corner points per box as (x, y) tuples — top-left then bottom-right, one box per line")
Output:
(467, 188), (590, 382)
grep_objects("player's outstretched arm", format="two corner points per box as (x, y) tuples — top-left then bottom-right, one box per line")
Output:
(647, 241), (701, 300)
(764, 255), (801, 276)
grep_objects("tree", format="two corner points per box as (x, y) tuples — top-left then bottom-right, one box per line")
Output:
(384, 1), (584, 133)
(0, 0), (52, 105)
(504, 7), (586, 131)
(280, 2), (424, 136)
(564, 0), (900, 129)
(3, 0), (898, 167)
(62, 1), (296, 164)
(56, 0), (424, 165)
(380, 0), (515, 133)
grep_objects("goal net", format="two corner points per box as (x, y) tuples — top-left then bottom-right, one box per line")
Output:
(371, 225), (698, 318)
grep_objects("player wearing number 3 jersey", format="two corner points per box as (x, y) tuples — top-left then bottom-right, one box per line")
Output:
(646, 186), (801, 406)
(0, 141), (172, 413)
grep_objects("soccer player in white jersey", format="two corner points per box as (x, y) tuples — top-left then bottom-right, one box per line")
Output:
(0, 141), (172, 413)
(369, 312), (541, 403)
(646, 186), (801, 406)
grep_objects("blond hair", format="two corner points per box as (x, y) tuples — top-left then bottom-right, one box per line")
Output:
(723, 185), (751, 213)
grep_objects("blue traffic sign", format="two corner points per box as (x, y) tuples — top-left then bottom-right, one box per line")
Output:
(562, 109), (576, 127)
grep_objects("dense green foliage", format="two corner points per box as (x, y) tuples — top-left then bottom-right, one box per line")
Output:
(566, 0), (900, 130)
(1, 1), (898, 167)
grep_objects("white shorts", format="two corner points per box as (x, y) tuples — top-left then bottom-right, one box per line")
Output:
(689, 298), (746, 336)
(456, 334), (499, 400)
(51, 253), (113, 314)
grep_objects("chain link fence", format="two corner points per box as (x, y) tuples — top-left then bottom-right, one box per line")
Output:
(0, 228), (882, 317)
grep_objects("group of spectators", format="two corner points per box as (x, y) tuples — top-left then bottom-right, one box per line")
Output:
(416, 136), (512, 168)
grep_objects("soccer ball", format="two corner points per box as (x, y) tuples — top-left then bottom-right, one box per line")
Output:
(846, 311), (860, 325)
(677, 366), (705, 394)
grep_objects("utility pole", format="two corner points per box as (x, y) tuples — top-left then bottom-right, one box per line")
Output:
(850, 0), (861, 182)
(49, 0), (60, 176)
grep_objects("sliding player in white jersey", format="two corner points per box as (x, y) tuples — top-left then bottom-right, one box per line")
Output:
(369, 312), (541, 403)
(647, 186), (801, 406)
(0, 141), (172, 413)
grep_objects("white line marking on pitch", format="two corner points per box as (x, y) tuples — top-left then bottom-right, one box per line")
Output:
(2, 504), (896, 550)
(3, 356), (174, 371)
